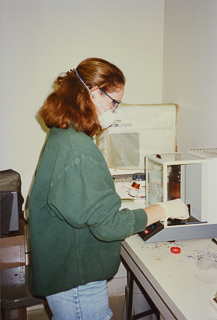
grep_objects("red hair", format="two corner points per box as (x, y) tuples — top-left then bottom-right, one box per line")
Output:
(39, 58), (125, 136)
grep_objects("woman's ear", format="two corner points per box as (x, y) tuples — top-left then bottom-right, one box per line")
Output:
(89, 87), (102, 116)
(89, 86), (100, 103)
(90, 86), (98, 92)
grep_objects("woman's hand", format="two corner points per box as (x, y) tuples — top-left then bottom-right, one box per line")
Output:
(145, 199), (189, 226)
(158, 199), (189, 220)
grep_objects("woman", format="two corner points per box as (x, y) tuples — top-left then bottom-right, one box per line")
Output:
(29, 57), (188, 320)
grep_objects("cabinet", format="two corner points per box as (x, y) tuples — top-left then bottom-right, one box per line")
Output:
(0, 235), (25, 271)
(0, 222), (27, 320)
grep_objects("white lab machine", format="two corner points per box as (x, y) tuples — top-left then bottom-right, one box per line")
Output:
(140, 149), (217, 242)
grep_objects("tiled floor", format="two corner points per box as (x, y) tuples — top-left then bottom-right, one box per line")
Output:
(27, 295), (125, 320)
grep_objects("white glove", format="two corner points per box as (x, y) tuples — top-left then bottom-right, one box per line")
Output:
(158, 199), (189, 220)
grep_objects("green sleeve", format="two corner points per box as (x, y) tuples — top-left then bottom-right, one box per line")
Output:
(47, 155), (147, 241)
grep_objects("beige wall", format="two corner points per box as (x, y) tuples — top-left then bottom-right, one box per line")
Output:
(0, 0), (164, 202)
(163, 0), (217, 151)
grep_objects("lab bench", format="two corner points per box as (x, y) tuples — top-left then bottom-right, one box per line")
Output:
(121, 236), (217, 320)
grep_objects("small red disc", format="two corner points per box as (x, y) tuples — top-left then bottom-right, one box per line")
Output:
(170, 247), (181, 254)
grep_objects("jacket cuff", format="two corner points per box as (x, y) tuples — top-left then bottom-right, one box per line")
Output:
(133, 209), (147, 233)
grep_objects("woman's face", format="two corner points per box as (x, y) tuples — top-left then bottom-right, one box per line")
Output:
(90, 86), (124, 115)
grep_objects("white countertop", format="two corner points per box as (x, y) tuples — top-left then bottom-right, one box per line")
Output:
(122, 235), (217, 320)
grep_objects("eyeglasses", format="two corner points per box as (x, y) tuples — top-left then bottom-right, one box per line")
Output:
(100, 89), (122, 112)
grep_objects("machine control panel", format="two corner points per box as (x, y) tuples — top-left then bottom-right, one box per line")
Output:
(138, 221), (164, 241)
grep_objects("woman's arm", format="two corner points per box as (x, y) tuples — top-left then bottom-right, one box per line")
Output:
(145, 204), (166, 226)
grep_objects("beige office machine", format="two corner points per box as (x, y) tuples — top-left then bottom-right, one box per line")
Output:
(96, 103), (179, 207)
(96, 103), (179, 171)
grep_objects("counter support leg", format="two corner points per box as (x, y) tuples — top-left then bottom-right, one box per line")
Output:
(126, 270), (134, 320)
(125, 269), (157, 320)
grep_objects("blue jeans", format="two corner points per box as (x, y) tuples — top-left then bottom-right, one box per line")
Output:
(46, 280), (113, 320)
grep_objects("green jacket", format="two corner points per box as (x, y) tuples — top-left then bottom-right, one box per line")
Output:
(29, 127), (147, 296)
